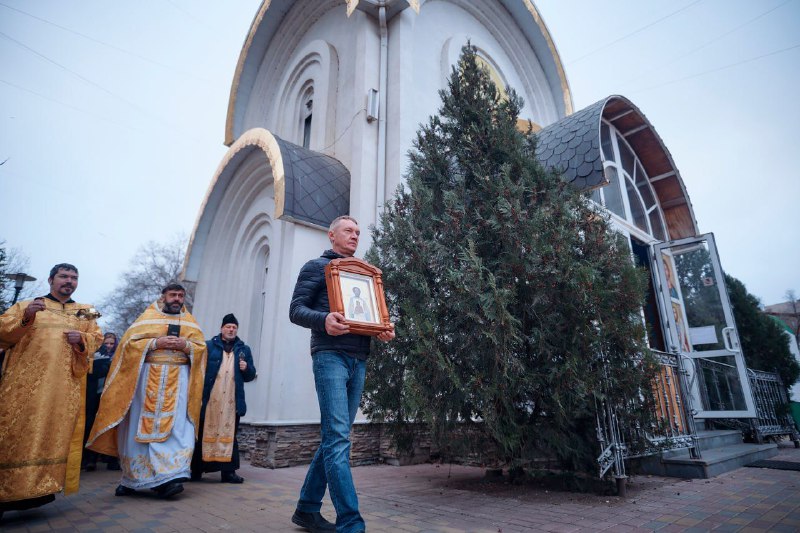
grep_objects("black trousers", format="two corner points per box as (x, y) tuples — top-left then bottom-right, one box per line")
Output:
(191, 415), (240, 474)
(82, 390), (101, 465)
(82, 390), (119, 468)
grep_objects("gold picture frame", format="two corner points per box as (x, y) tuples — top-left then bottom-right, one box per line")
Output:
(324, 257), (391, 336)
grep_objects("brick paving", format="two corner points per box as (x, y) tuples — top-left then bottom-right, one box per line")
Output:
(1, 442), (798, 532)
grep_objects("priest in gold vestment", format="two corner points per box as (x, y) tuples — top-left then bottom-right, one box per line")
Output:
(87, 283), (206, 499)
(0, 264), (102, 516)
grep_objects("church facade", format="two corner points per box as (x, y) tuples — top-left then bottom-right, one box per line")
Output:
(183, 0), (760, 469)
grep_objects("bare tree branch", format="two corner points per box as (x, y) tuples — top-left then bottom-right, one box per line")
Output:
(98, 234), (188, 335)
(0, 241), (44, 312)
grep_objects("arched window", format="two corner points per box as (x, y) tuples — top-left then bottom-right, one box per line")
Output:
(300, 87), (313, 149)
(273, 40), (339, 152)
(474, 49), (542, 132)
(474, 52), (508, 100)
(590, 121), (667, 242)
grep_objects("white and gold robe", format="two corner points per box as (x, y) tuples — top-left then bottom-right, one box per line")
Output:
(87, 301), (206, 489)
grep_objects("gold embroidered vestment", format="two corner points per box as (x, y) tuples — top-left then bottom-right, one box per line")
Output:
(0, 299), (102, 502)
(87, 301), (206, 457)
(202, 350), (237, 462)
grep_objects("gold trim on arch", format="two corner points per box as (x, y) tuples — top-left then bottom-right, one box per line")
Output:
(183, 128), (285, 282)
(521, 0), (573, 116)
(346, 0), (420, 16)
(226, 1), (273, 146)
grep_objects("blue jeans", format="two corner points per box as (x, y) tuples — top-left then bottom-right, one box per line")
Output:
(297, 351), (366, 533)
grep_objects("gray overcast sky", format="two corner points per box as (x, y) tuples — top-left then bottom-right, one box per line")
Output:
(1, 0), (798, 311)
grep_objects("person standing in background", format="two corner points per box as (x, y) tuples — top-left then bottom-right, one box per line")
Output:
(83, 332), (119, 472)
(191, 313), (256, 483)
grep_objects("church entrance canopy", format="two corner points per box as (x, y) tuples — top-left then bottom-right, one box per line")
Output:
(535, 95), (697, 241)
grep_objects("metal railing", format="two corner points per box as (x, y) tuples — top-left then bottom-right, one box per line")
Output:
(747, 368), (799, 445)
(596, 352), (800, 483)
(596, 344), (800, 486)
(595, 350), (698, 482)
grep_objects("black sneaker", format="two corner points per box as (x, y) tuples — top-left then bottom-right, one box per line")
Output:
(291, 510), (336, 532)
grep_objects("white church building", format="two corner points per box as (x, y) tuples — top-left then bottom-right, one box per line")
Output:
(183, 0), (763, 468)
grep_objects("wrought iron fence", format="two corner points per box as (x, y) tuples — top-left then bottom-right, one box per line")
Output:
(596, 351), (800, 481)
(747, 368), (799, 445)
(595, 349), (698, 479)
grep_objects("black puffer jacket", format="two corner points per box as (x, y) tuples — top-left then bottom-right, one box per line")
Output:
(289, 249), (371, 360)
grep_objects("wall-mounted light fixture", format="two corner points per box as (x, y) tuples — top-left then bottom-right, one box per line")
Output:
(366, 88), (379, 123)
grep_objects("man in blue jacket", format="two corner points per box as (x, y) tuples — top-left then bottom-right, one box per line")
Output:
(289, 215), (395, 533)
(190, 313), (256, 483)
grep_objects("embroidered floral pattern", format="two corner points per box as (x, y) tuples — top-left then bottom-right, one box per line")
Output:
(120, 448), (193, 480)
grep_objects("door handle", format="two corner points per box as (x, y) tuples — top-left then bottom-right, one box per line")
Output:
(722, 327), (740, 352)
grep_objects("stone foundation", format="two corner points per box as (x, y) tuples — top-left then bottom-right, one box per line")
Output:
(237, 421), (500, 469)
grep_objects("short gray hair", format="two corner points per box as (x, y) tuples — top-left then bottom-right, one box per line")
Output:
(328, 215), (359, 232)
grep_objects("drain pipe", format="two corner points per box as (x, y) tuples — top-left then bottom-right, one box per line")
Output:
(375, 2), (388, 224)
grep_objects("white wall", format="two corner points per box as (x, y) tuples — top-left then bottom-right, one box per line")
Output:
(255, 223), (331, 423)
(190, 149), (337, 423)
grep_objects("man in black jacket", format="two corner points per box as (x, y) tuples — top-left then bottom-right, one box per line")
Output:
(289, 215), (395, 533)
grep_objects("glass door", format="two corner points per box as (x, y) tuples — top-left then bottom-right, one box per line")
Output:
(653, 233), (756, 419)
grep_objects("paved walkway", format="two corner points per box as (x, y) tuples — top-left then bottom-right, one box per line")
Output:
(2, 442), (798, 532)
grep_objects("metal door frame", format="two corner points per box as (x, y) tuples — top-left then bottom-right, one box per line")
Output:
(652, 233), (756, 419)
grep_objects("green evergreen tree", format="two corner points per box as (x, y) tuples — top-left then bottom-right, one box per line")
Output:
(725, 274), (799, 390)
(364, 45), (657, 475)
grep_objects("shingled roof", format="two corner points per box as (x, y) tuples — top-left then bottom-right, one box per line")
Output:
(274, 136), (350, 228)
(183, 128), (351, 283)
(534, 98), (606, 191)
(535, 95), (699, 240)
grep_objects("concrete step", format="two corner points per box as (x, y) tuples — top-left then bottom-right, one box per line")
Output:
(659, 430), (744, 460)
(695, 429), (744, 450)
(638, 442), (778, 479)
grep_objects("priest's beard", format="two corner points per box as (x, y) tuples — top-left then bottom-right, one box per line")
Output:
(162, 301), (182, 314)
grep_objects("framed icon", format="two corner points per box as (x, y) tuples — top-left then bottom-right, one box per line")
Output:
(324, 257), (391, 336)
